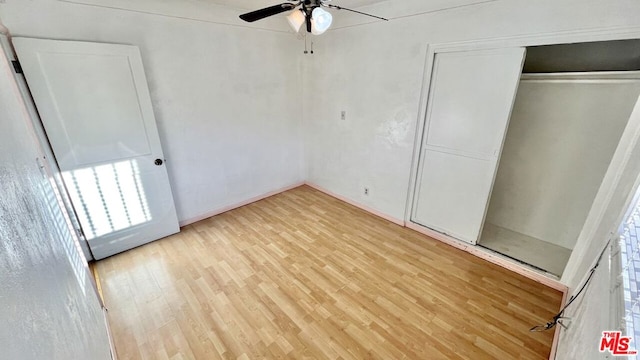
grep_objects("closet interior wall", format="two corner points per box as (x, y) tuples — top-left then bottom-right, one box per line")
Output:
(480, 69), (640, 276)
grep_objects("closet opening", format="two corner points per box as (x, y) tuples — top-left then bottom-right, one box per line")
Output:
(477, 39), (640, 277)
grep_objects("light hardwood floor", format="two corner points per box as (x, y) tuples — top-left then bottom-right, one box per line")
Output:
(97, 185), (562, 359)
(479, 223), (572, 276)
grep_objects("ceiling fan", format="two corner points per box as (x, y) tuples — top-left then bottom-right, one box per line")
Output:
(239, 0), (388, 35)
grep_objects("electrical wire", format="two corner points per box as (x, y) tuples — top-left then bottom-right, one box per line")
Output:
(530, 239), (611, 332)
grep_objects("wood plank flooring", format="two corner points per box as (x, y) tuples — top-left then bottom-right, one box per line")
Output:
(97, 185), (562, 359)
(479, 222), (572, 276)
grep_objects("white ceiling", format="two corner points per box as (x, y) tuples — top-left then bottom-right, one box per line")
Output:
(204, 0), (390, 11)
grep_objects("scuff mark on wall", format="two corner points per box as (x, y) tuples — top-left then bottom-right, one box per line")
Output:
(376, 108), (412, 149)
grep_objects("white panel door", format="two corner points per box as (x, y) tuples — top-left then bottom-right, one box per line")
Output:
(412, 48), (525, 244)
(13, 37), (179, 259)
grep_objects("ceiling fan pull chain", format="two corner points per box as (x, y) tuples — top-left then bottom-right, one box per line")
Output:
(304, 35), (308, 54)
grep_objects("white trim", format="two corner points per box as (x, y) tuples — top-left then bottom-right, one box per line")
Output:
(102, 307), (118, 360)
(405, 26), (640, 290)
(178, 182), (305, 227)
(57, 0), (290, 33)
(521, 71), (640, 81)
(549, 289), (569, 360)
(403, 43), (436, 224)
(428, 25), (640, 53)
(305, 180), (567, 290)
(328, 0), (497, 31)
(304, 182), (405, 226)
(404, 221), (567, 292)
(609, 235), (625, 332)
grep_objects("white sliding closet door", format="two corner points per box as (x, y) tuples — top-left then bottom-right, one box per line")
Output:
(13, 38), (179, 259)
(411, 48), (525, 244)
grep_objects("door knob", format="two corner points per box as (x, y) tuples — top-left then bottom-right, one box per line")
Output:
(154, 159), (163, 166)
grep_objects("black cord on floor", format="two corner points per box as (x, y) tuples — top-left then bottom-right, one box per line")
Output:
(530, 239), (611, 332)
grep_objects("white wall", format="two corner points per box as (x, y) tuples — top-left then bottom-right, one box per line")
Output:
(0, 35), (111, 360)
(2, 1), (640, 358)
(0, 0), (305, 224)
(486, 77), (640, 250)
(304, 3), (640, 358)
(556, 243), (613, 360)
(563, 92), (640, 288)
(304, 0), (640, 223)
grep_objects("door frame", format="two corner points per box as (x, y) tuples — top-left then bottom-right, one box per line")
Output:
(404, 25), (640, 286)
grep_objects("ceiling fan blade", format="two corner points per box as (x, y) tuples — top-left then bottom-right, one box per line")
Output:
(324, 4), (389, 21)
(239, 3), (297, 22)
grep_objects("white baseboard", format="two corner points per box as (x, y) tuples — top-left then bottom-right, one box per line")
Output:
(103, 307), (117, 360)
(180, 181), (567, 290)
(304, 182), (405, 226)
(178, 181), (305, 227)
(302, 183), (567, 293)
(549, 290), (568, 360)
(405, 221), (567, 292)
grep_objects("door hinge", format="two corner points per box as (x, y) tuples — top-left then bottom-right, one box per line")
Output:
(11, 60), (23, 74)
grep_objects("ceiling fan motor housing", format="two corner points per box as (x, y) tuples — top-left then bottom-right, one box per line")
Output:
(239, 0), (387, 31)
(302, 0), (322, 14)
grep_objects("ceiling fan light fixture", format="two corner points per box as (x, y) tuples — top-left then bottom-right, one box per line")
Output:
(286, 9), (305, 33)
(239, 2), (388, 36)
(311, 7), (332, 35)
